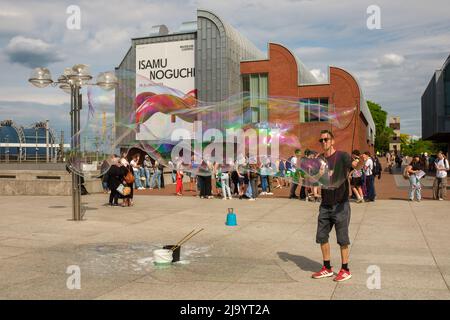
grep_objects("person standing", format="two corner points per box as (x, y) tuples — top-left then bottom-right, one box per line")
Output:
(205, 161), (213, 198)
(159, 161), (165, 188)
(143, 155), (153, 189)
(198, 160), (213, 199)
(237, 160), (248, 199)
(288, 149), (302, 199)
(311, 130), (363, 282)
(248, 163), (259, 201)
(278, 158), (286, 188)
(433, 151), (448, 200)
(219, 164), (232, 200)
(176, 169), (184, 196)
(260, 159), (269, 195)
(266, 158), (275, 195)
(362, 152), (375, 202)
(406, 155), (424, 201)
(130, 154), (144, 190)
(231, 166), (240, 196)
(150, 160), (162, 189)
(100, 159), (110, 193)
(197, 160), (207, 198)
(107, 155), (123, 206)
(350, 150), (364, 203)
(120, 154), (134, 206)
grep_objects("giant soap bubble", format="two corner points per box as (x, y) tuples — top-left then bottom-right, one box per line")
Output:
(67, 71), (359, 190)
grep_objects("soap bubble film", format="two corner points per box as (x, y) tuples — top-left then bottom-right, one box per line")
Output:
(68, 71), (359, 189)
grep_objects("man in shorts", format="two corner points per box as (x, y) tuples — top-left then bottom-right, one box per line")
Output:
(311, 130), (363, 282)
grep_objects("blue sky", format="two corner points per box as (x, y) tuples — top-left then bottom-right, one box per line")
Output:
(1, 0), (450, 140)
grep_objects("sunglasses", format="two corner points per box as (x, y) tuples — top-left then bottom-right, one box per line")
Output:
(319, 138), (331, 143)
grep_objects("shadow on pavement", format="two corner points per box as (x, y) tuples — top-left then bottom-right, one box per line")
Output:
(277, 252), (322, 272)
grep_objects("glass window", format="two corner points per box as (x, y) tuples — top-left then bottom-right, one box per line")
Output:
(299, 98), (330, 123)
(309, 98), (319, 122)
(319, 98), (329, 122)
(299, 99), (308, 123)
(242, 74), (250, 93)
(259, 74), (268, 123)
(241, 73), (268, 124)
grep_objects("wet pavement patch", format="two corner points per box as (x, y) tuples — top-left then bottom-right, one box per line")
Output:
(59, 242), (212, 277)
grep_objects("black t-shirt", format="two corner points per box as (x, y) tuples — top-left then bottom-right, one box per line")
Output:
(320, 151), (353, 206)
(411, 162), (422, 171)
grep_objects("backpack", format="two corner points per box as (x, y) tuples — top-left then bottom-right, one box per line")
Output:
(372, 157), (382, 176)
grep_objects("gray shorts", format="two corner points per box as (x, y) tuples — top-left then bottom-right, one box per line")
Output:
(316, 202), (351, 246)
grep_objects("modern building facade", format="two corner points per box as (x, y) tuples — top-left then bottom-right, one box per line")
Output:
(388, 116), (401, 154)
(422, 54), (450, 153)
(0, 120), (65, 161)
(115, 9), (375, 158)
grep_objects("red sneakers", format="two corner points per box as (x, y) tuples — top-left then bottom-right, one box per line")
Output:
(311, 266), (334, 279)
(333, 269), (352, 282)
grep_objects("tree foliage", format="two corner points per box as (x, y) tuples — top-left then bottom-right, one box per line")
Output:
(400, 135), (446, 156)
(366, 100), (392, 153)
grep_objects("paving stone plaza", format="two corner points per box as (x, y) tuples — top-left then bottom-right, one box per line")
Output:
(0, 193), (449, 300)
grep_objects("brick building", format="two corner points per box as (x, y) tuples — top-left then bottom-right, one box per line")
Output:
(241, 43), (375, 156)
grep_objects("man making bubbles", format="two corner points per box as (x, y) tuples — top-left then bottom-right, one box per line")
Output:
(311, 130), (363, 282)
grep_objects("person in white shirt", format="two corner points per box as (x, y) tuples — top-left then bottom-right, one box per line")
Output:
(288, 149), (302, 199)
(433, 151), (449, 200)
(363, 152), (375, 202)
(130, 154), (145, 190)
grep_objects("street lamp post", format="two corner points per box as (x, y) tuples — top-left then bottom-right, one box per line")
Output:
(29, 65), (117, 221)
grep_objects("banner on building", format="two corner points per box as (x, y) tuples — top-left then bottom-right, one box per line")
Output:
(135, 39), (196, 141)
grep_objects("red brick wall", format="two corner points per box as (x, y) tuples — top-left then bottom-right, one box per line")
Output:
(241, 43), (373, 158)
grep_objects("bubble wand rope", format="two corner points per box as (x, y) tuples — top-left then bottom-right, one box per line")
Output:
(170, 229), (197, 251)
(171, 228), (205, 252)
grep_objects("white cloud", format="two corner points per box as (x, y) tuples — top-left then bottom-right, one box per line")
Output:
(86, 28), (132, 53)
(4, 36), (64, 68)
(377, 53), (405, 68)
(0, 7), (34, 35)
(89, 93), (115, 106)
(0, 86), (69, 105)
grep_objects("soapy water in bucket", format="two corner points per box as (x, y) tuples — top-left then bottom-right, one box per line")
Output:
(67, 71), (358, 189)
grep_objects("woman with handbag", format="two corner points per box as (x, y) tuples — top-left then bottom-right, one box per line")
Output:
(120, 154), (134, 206)
(107, 155), (125, 206)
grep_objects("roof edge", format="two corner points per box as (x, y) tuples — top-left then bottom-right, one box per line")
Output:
(330, 65), (376, 138)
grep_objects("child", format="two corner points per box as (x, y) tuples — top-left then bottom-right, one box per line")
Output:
(176, 170), (184, 196)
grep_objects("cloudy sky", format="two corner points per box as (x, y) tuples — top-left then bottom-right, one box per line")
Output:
(1, 0), (449, 140)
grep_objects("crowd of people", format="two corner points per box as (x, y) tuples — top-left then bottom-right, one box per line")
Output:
(100, 147), (385, 206)
(385, 150), (448, 201)
(99, 146), (449, 207)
